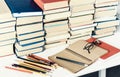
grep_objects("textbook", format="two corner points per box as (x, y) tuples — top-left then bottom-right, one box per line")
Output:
(5, 0), (43, 17)
(34, 0), (68, 11)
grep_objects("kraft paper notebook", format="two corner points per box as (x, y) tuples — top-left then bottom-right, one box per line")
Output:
(48, 40), (108, 73)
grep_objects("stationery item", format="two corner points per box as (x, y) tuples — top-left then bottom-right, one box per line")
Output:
(5, 66), (33, 74)
(12, 64), (46, 73)
(87, 37), (120, 59)
(56, 56), (87, 66)
(27, 54), (54, 66)
(49, 40), (108, 73)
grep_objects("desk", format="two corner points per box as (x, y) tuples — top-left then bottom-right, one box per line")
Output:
(0, 32), (120, 77)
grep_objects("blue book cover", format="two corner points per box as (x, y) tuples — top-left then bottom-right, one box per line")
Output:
(5, 0), (43, 17)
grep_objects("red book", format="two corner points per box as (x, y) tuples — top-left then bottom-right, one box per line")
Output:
(34, 0), (68, 11)
(87, 37), (120, 60)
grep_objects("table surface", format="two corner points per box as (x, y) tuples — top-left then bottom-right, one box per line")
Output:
(0, 30), (120, 77)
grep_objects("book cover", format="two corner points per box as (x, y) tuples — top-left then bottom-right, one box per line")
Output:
(34, 0), (68, 11)
(5, 0), (43, 17)
(87, 37), (120, 59)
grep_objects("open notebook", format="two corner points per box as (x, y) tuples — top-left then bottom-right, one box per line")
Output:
(49, 40), (108, 73)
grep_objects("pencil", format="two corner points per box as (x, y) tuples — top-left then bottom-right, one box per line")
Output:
(5, 66), (33, 74)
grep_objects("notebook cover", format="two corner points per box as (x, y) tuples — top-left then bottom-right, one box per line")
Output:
(5, 0), (43, 17)
(87, 37), (120, 59)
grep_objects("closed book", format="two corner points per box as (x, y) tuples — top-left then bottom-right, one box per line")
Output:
(5, 0), (43, 17)
(0, 0), (14, 19)
(69, 20), (94, 28)
(71, 23), (97, 31)
(34, 0), (68, 11)
(16, 16), (43, 25)
(15, 46), (44, 56)
(95, 0), (118, 7)
(17, 30), (45, 41)
(94, 16), (117, 22)
(43, 6), (69, 14)
(0, 39), (15, 46)
(71, 4), (94, 13)
(70, 0), (95, 6)
(95, 6), (117, 18)
(0, 21), (15, 29)
(70, 27), (94, 36)
(15, 41), (45, 51)
(18, 37), (44, 46)
(46, 31), (68, 37)
(44, 11), (70, 22)
(94, 26), (116, 35)
(0, 26), (15, 34)
(0, 31), (16, 41)
(92, 32), (114, 38)
(46, 33), (70, 43)
(16, 23), (43, 35)
(0, 44), (13, 57)
(97, 20), (119, 28)
(71, 9), (94, 17)
(69, 14), (93, 24)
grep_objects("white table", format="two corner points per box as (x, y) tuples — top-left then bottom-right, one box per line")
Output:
(0, 32), (120, 77)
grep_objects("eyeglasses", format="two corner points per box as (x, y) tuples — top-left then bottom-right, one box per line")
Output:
(83, 40), (101, 54)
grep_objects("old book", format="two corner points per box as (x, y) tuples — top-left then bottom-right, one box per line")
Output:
(18, 36), (44, 46)
(70, 0), (95, 6)
(15, 41), (45, 51)
(70, 27), (94, 36)
(46, 31), (68, 37)
(71, 23), (97, 31)
(0, 31), (16, 41)
(43, 6), (69, 14)
(0, 26), (15, 34)
(5, 0), (43, 17)
(69, 14), (93, 24)
(44, 11), (70, 22)
(46, 33), (70, 43)
(95, 26), (116, 35)
(69, 20), (94, 28)
(16, 23), (43, 35)
(0, 21), (15, 29)
(16, 16), (43, 25)
(0, 0), (15, 22)
(0, 39), (15, 46)
(96, 20), (119, 28)
(92, 32), (114, 38)
(95, 0), (118, 7)
(71, 4), (94, 13)
(49, 40), (107, 73)
(94, 6), (117, 18)
(34, 0), (68, 11)
(0, 44), (14, 57)
(71, 9), (94, 17)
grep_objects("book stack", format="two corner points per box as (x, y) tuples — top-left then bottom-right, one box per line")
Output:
(34, 0), (70, 49)
(93, 0), (119, 38)
(0, 0), (16, 57)
(68, 0), (96, 44)
(5, 0), (45, 56)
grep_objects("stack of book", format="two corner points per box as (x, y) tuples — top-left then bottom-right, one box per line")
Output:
(0, 0), (16, 57)
(68, 0), (96, 44)
(93, 0), (119, 38)
(5, 0), (45, 56)
(34, 0), (70, 49)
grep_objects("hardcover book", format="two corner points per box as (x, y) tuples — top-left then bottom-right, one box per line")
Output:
(34, 0), (68, 11)
(5, 0), (43, 17)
